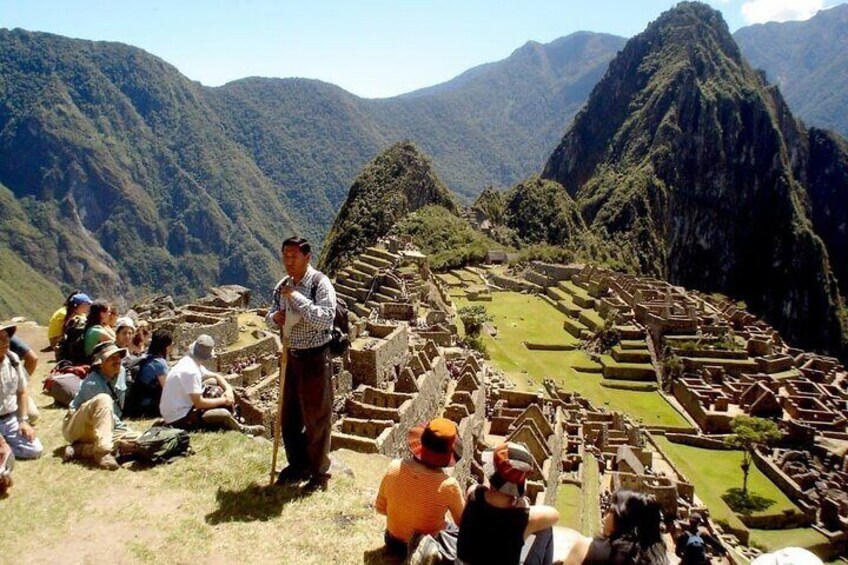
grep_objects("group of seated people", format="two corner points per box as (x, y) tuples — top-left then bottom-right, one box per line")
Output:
(0, 292), (265, 487)
(375, 418), (669, 565)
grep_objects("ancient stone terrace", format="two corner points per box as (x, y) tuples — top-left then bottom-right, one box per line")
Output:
(483, 388), (565, 506)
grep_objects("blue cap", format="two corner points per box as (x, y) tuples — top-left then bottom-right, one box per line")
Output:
(69, 293), (93, 307)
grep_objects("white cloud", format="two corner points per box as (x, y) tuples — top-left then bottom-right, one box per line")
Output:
(741, 0), (825, 23)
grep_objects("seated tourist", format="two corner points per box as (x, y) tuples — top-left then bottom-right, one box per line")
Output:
(124, 329), (172, 418)
(48, 290), (82, 351)
(674, 512), (726, 564)
(129, 320), (149, 356)
(0, 434), (13, 496)
(83, 301), (117, 360)
(159, 335), (263, 436)
(56, 293), (93, 364)
(375, 418), (465, 562)
(9, 334), (40, 424)
(563, 489), (667, 565)
(62, 342), (137, 470)
(456, 442), (559, 565)
(115, 317), (138, 366)
(0, 324), (44, 461)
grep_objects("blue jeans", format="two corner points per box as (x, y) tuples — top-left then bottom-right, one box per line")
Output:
(0, 413), (43, 459)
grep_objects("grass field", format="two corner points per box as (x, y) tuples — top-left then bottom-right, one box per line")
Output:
(653, 437), (830, 552)
(456, 292), (689, 428)
(2, 326), (391, 564)
(555, 483), (582, 530)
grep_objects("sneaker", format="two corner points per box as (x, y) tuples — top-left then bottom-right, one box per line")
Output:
(240, 424), (266, 437)
(405, 534), (440, 565)
(275, 465), (308, 486)
(62, 445), (76, 463)
(95, 453), (120, 471)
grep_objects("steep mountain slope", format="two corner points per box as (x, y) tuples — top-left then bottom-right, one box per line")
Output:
(318, 142), (457, 275)
(0, 28), (623, 316)
(0, 29), (302, 311)
(542, 2), (846, 354)
(735, 4), (848, 138)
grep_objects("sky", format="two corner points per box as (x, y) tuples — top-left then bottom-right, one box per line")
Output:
(0, 0), (843, 98)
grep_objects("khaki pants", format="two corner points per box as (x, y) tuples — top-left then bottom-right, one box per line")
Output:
(62, 393), (135, 458)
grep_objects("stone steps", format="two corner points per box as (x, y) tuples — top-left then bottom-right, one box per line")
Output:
(614, 325), (645, 340)
(360, 253), (393, 269)
(353, 259), (380, 277)
(600, 355), (656, 381)
(365, 246), (399, 263)
(330, 432), (379, 453)
(563, 317), (589, 339)
(611, 345), (652, 363)
(619, 339), (648, 350)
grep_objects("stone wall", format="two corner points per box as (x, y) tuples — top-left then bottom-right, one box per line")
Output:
(216, 334), (278, 373)
(530, 262), (582, 281)
(346, 326), (409, 387)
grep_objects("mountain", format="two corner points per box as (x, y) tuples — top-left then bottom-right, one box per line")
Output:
(208, 31), (625, 219)
(0, 28), (624, 319)
(735, 3), (848, 139)
(318, 142), (457, 275)
(0, 28), (303, 317)
(542, 2), (847, 355)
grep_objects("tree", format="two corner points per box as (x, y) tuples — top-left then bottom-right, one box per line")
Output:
(457, 305), (492, 338)
(724, 416), (781, 496)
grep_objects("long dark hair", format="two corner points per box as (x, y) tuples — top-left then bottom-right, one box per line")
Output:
(605, 490), (668, 565)
(147, 329), (173, 358)
(85, 300), (112, 329)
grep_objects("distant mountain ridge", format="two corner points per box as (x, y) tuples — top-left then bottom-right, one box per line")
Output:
(0, 28), (624, 319)
(541, 2), (847, 355)
(734, 3), (848, 138)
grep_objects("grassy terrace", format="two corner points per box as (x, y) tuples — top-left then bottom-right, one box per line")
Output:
(653, 437), (829, 553)
(555, 483), (582, 530)
(455, 292), (689, 428)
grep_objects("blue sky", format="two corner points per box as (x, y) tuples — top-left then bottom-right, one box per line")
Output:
(1, 0), (842, 98)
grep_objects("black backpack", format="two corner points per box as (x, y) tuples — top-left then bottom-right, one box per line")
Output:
(303, 274), (350, 355)
(132, 426), (190, 465)
(58, 318), (88, 365)
(683, 532), (707, 564)
(124, 355), (163, 418)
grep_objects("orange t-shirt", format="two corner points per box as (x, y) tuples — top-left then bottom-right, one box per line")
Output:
(375, 458), (465, 542)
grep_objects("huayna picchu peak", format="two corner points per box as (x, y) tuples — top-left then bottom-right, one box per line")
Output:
(542, 1), (848, 356)
(318, 141), (458, 276)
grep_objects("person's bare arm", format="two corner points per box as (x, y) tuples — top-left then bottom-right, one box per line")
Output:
(562, 535), (592, 565)
(22, 350), (37, 377)
(524, 504), (560, 538)
(189, 392), (232, 411)
(15, 389), (36, 440)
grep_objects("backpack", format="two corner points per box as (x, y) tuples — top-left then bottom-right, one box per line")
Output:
(683, 532), (706, 564)
(58, 318), (88, 365)
(123, 356), (163, 419)
(132, 426), (191, 465)
(311, 275), (350, 355)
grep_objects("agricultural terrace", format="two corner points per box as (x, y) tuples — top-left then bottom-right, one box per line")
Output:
(654, 437), (831, 554)
(451, 288), (689, 429)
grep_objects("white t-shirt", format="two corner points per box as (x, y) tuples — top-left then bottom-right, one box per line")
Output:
(159, 355), (208, 424)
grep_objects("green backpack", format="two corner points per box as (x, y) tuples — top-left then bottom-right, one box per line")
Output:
(133, 426), (191, 465)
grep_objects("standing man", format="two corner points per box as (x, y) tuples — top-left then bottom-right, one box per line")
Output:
(267, 236), (336, 490)
(0, 324), (43, 461)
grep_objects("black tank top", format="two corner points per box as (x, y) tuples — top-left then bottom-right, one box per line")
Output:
(456, 486), (530, 564)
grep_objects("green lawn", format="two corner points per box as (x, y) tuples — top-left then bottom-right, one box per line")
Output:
(555, 483), (582, 530)
(455, 292), (689, 428)
(653, 437), (829, 552)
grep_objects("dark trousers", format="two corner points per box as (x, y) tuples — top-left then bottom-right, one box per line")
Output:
(281, 345), (332, 476)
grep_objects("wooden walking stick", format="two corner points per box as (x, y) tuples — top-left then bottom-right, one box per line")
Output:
(269, 331), (289, 485)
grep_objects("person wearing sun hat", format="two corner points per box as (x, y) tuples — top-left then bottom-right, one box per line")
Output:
(375, 418), (465, 563)
(62, 341), (136, 470)
(456, 442), (559, 565)
(0, 323), (43, 461)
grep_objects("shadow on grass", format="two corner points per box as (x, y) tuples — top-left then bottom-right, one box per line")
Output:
(362, 546), (403, 565)
(722, 488), (776, 515)
(205, 482), (307, 524)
